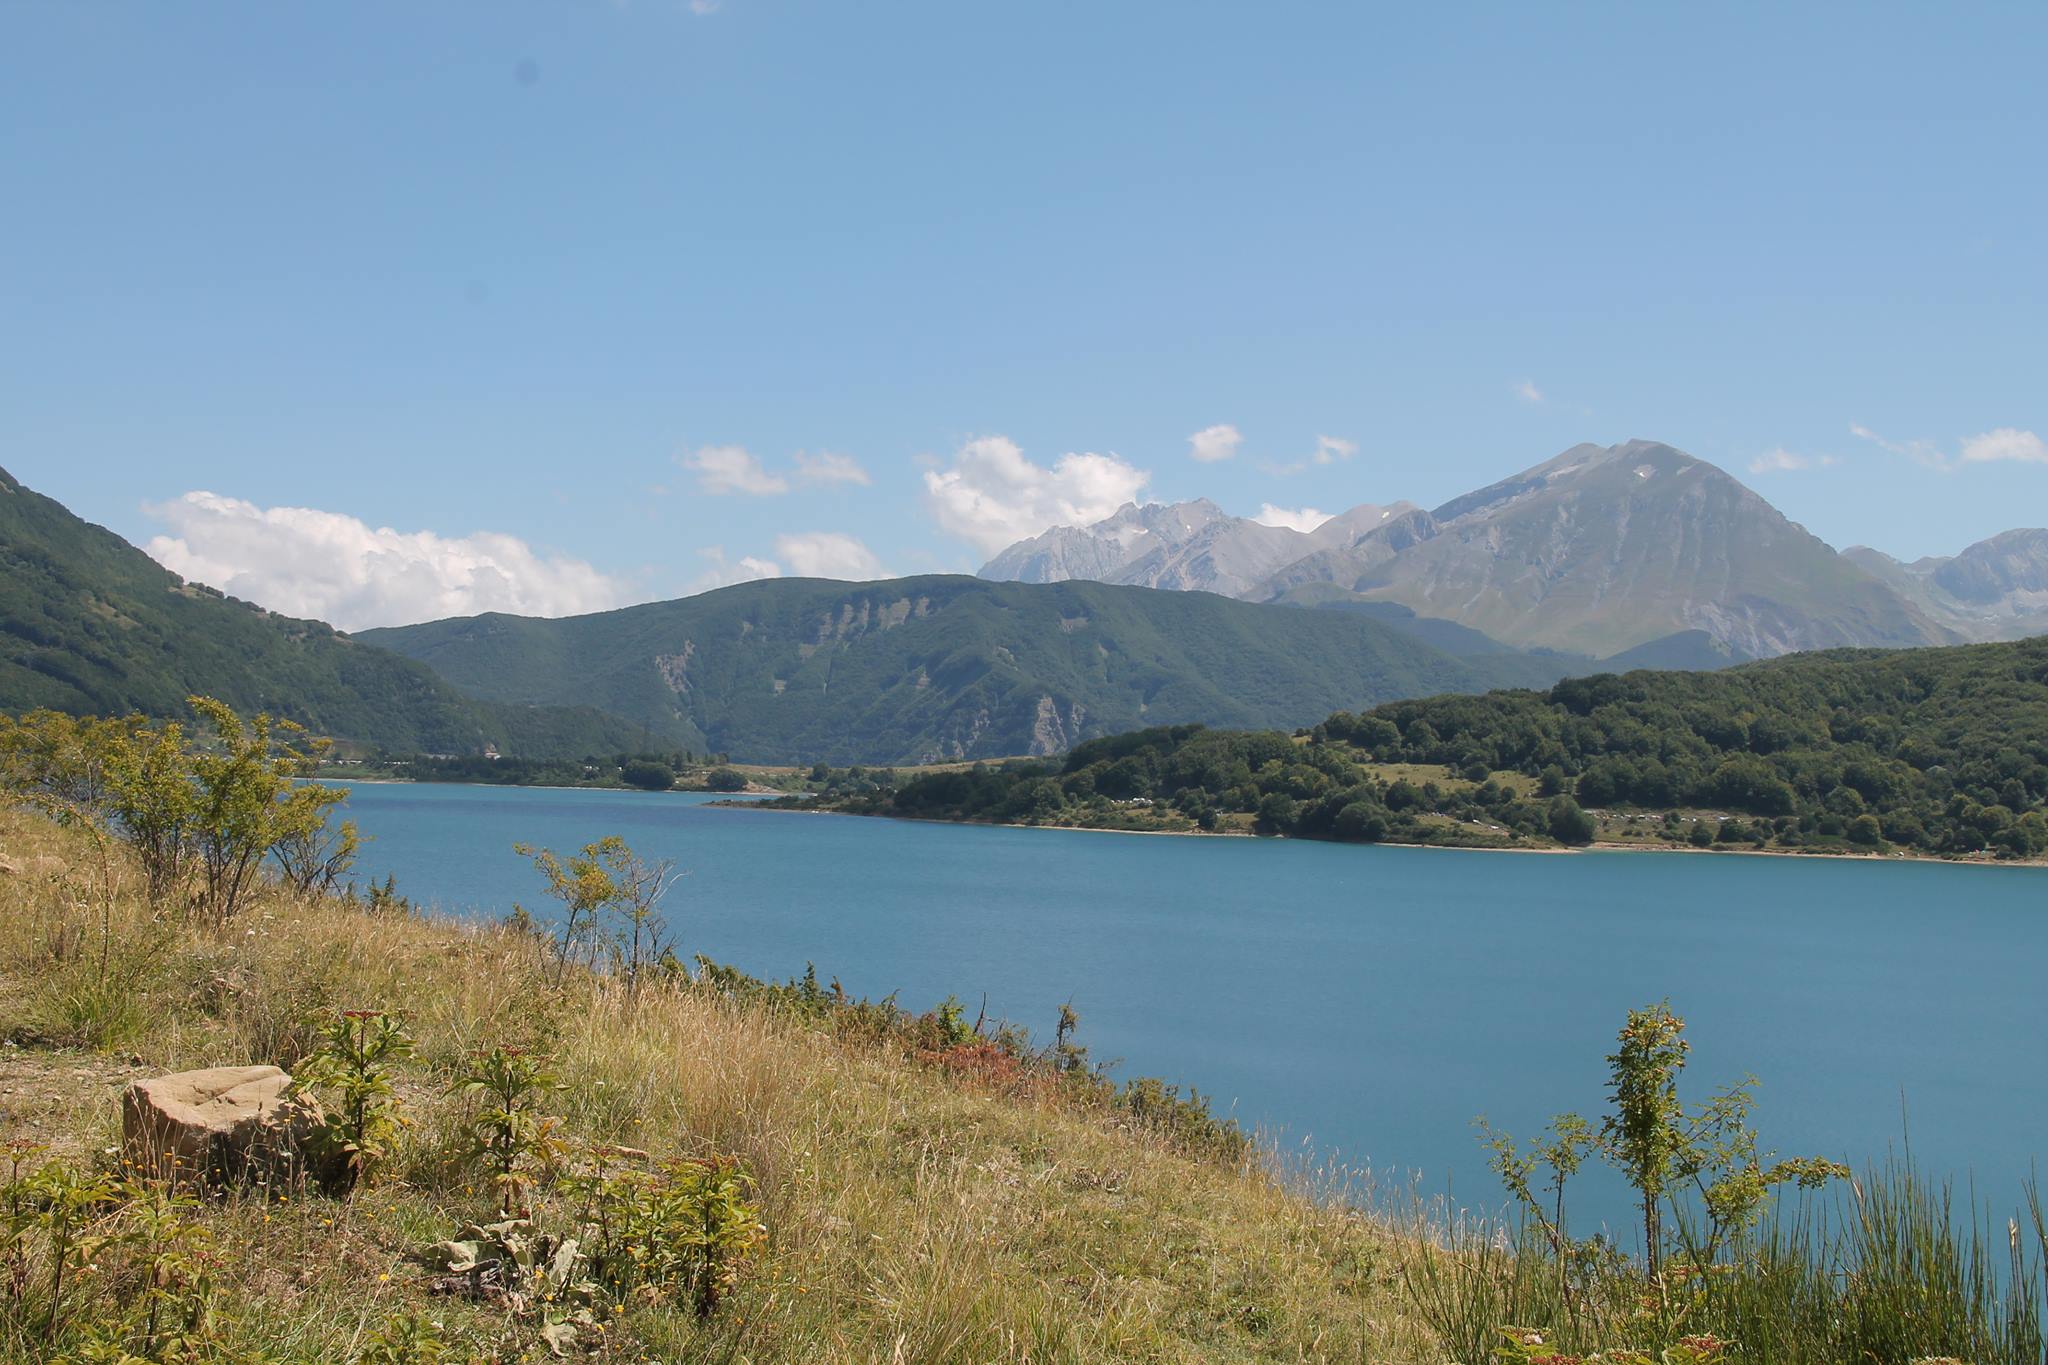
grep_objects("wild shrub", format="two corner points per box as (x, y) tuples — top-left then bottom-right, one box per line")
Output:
(271, 815), (361, 896)
(184, 698), (343, 926)
(0, 700), (354, 926)
(294, 1009), (416, 1193)
(516, 837), (679, 992)
(356, 1312), (460, 1365)
(1418, 1003), (2048, 1364)
(568, 1151), (766, 1318)
(1116, 1077), (1251, 1165)
(455, 1046), (566, 1216)
(1, 1147), (134, 1344)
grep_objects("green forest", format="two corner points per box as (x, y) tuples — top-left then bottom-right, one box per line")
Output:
(360, 573), (1588, 764)
(808, 635), (2048, 860)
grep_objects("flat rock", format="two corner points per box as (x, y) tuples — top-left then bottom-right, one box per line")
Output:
(122, 1064), (321, 1188)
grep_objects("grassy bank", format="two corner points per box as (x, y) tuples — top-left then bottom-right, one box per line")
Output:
(4, 796), (2045, 1364)
(0, 808), (1431, 1363)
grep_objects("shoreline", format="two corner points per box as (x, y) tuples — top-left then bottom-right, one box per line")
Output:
(328, 775), (789, 797)
(732, 802), (2048, 870)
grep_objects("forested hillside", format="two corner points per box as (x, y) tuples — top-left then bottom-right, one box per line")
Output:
(813, 636), (2048, 860)
(362, 575), (1582, 764)
(0, 468), (637, 756)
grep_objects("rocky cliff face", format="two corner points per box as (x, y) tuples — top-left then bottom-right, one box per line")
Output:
(979, 498), (1415, 599)
(981, 500), (1235, 586)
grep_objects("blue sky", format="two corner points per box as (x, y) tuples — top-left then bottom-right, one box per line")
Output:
(3, 2), (2043, 627)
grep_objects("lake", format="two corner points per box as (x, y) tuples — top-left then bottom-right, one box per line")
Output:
(338, 780), (2048, 1235)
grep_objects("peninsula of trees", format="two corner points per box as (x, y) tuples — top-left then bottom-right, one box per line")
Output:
(794, 636), (2048, 861)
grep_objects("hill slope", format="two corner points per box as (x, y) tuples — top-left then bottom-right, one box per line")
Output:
(0, 467), (637, 756)
(362, 575), (1582, 764)
(0, 804), (1436, 1362)
(819, 634), (2048, 861)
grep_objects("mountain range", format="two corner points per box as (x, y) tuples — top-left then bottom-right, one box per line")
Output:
(979, 439), (2048, 660)
(6, 443), (2043, 765)
(0, 464), (1605, 763)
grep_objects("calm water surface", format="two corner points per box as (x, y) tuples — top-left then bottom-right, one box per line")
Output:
(338, 781), (2047, 1231)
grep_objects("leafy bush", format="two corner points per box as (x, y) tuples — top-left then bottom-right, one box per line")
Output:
(516, 836), (678, 991)
(0, 700), (353, 923)
(620, 759), (675, 791)
(456, 1046), (565, 1216)
(569, 1152), (766, 1318)
(295, 1008), (416, 1192)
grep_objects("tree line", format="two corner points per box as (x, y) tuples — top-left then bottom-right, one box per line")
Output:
(823, 636), (2048, 859)
(0, 699), (361, 923)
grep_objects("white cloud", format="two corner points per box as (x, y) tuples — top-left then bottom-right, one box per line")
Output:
(773, 532), (887, 580)
(679, 444), (790, 496)
(1747, 448), (1841, 475)
(1312, 434), (1358, 465)
(142, 492), (629, 631)
(1849, 423), (1946, 469)
(1514, 379), (1545, 403)
(922, 435), (1150, 553)
(689, 546), (783, 594)
(1253, 504), (1333, 533)
(1262, 434), (1361, 477)
(1851, 422), (2046, 471)
(688, 0), (721, 14)
(1960, 427), (2048, 465)
(1187, 423), (1243, 463)
(793, 450), (871, 486)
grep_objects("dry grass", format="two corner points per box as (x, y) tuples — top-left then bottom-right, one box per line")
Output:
(0, 808), (1444, 1363)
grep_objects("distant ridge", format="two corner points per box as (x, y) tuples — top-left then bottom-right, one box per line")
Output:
(978, 439), (2030, 660)
(361, 574), (1598, 765)
(1844, 529), (2048, 643)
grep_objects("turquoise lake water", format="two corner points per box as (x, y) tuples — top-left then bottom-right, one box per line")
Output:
(338, 781), (2047, 1234)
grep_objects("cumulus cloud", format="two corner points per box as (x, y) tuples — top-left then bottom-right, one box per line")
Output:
(922, 435), (1150, 553)
(1960, 427), (2048, 465)
(1187, 424), (1243, 463)
(1514, 379), (1545, 403)
(680, 444), (790, 496)
(1748, 448), (1841, 475)
(772, 532), (887, 579)
(793, 450), (871, 486)
(1851, 423), (2047, 471)
(1312, 434), (1358, 465)
(142, 492), (629, 631)
(1253, 504), (1333, 533)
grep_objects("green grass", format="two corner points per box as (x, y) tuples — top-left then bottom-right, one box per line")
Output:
(0, 809), (1439, 1362)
